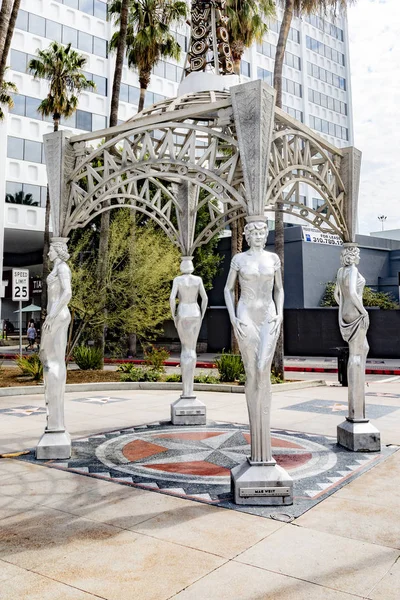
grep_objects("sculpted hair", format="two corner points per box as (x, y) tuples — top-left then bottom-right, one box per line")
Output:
(244, 221), (269, 244)
(51, 242), (70, 262)
(341, 246), (360, 266)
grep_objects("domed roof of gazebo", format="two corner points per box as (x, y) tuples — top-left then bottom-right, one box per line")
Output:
(126, 89), (231, 123)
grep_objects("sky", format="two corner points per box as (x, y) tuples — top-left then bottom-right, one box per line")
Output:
(347, 0), (400, 235)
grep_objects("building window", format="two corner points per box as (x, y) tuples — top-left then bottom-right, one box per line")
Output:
(152, 60), (183, 83)
(306, 35), (345, 66)
(307, 62), (346, 91)
(29, 13), (46, 37)
(9, 94), (106, 132)
(76, 110), (92, 131)
(7, 137), (45, 163)
(7, 136), (24, 160)
(241, 60), (251, 77)
(312, 197), (328, 214)
(257, 68), (302, 97)
(308, 88), (347, 116)
(16, 10), (108, 58)
(268, 19), (300, 43)
(283, 105), (303, 122)
(5, 181), (46, 206)
(309, 115), (348, 141)
(55, 0), (107, 20)
(46, 19), (62, 43)
(257, 41), (301, 70)
(305, 14), (344, 42)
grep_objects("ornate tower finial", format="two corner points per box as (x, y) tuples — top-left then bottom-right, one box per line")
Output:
(185, 1), (234, 77)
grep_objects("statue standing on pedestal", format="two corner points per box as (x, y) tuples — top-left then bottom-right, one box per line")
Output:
(334, 244), (380, 451)
(36, 237), (72, 459)
(334, 245), (369, 419)
(224, 220), (283, 462)
(170, 257), (208, 424)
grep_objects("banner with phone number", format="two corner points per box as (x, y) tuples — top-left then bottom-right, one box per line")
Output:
(302, 225), (343, 246)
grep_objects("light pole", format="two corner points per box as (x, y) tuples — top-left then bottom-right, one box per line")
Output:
(378, 215), (387, 231)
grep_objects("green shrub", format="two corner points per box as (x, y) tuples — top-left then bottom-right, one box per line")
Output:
(215, 351), (245, 382)
(118, 364), (161, 382)
(321, 281), (399, 310)
(143, 345), (170, 372)
(16, 354), (43, 381)
(73, 345), (103, 370)
(165, 373), (182, 382)
(194, 373), (220, 384)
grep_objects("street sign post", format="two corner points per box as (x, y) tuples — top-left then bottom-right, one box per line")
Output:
(12, 269), (29, 356)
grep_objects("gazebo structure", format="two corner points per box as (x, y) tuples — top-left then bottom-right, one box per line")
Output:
(37, 0), (378, 505)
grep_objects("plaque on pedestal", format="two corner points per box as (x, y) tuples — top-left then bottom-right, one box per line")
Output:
(231, 459), (293, 506)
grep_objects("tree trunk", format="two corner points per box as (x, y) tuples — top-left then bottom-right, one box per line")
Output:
(0, 0), (20, 83)
(273, 202), (285, 380)
(138, 69), (151, 113)
(41, 114), (60, 327)
(273, 0), (294, 109)
(94, 210), (110, 367)
(230, 40), (244, 76)
(272, 1), (293, 380)
(93, 0), (129, 365)
(0, 0), (13, 78)
(109, 0), (129, 128)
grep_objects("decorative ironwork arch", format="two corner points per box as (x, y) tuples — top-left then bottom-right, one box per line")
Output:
(266, 128), (348, 238)
(44, 82), (361, 257)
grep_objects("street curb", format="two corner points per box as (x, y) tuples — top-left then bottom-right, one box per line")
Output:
(0, 379), (326, 397)
(285, 366), (400, 375)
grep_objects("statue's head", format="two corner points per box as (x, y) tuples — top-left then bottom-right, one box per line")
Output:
(244, 220), (269, 248)
(180, 256), (194, 274)
(341, 244), (360, 266)
(49, 237), (70, 262)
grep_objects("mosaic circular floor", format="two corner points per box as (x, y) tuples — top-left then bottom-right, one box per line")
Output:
(23, 421), (393, 518)
(95, 426), (338, 486)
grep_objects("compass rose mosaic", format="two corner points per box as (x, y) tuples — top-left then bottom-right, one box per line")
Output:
(21, 422), (396, 519)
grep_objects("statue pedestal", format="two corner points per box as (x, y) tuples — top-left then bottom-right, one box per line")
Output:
(231, 459), (293, 506)
(36, 430), (71, 460)
(171, 396), (206, 426)
(337, 418), (380, 452)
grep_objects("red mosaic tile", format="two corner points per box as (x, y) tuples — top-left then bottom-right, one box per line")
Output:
(145, 460), (231, 477)
(122, 439), (168, 462)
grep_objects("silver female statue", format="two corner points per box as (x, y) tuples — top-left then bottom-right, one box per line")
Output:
(224, 221), (284, 463)
(170, 257), (208, 399)
(334, 245), (369, 420)
(36, 238), (72, 458)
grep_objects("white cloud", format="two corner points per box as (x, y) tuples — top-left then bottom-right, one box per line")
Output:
(348, 0), (400, 234)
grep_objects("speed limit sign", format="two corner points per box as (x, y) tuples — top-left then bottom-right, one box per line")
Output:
(12, 269), (29, 301)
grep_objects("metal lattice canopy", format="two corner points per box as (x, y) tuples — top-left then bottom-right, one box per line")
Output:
(44, 80), (361, 255)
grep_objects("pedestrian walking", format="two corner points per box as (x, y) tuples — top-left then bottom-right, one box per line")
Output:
(26, 322), (37, 351)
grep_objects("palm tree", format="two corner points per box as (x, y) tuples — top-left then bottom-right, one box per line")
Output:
(226, 0), (275, 75)
(109, 0), (188, 113)
(0, 0), (13, 75)
(108, 0), (130, 129)
(0, 0), (21, 83)
(272, 0), (354, 379)
(28, 42), (95, 325)
(0, 75), (16, 119)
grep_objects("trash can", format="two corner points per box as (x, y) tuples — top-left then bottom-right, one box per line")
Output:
(336, 346), (349, 387)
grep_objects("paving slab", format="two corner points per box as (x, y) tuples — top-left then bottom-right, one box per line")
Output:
(235, 523), (399, 597)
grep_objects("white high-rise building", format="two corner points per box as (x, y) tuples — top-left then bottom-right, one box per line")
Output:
(0, 0), (353, 323)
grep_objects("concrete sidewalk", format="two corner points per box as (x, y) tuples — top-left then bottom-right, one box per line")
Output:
(1, 380), (400, 599)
